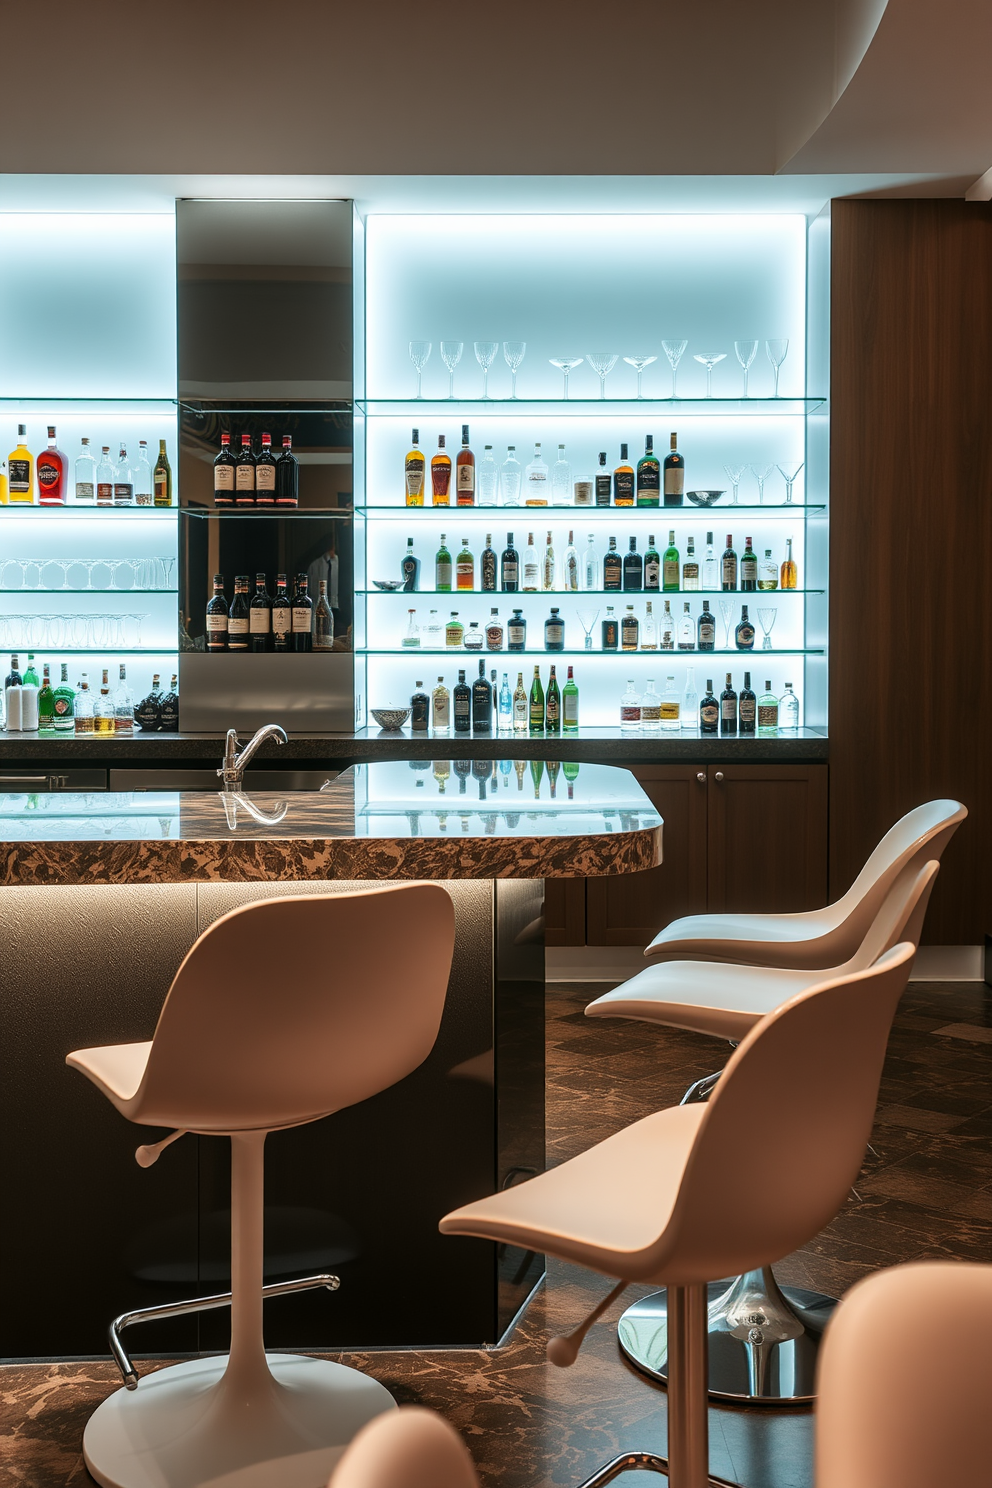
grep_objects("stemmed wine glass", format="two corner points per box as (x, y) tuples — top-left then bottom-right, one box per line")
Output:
(750, 464), (775, 504)
(586, 352), (619, 399)
(693, 352), (727, 398)
(757, 608), (778, 650)
(777, 462), (805, 504)
(734, 340), (759, 397)
(719, 600), (735, 650)
(724, 463), (747, 506)
(549, 357), (583, 399)
(576, 609), (600, 650)
(766, 339), (789, 396)
(623, 355), (657, 399)
(408, 341), (432, 398)
(662, 339), (688, 396)
(440, 341), (463, 398)
(474, 341), (499, 398)
(503, 342), (526, 398)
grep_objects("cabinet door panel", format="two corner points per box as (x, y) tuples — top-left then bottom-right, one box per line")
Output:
(544, 879), (586, 946)
(707, 764), (828, 914)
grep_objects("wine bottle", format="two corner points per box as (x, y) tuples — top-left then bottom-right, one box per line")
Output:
(255, 433), (276, 507)
(663, 431), (684, 506)
(635, 434), (660, 507)
(276, 435), (299, 507)
(206, 574), (228, 652)
(234, 434), (256, 507)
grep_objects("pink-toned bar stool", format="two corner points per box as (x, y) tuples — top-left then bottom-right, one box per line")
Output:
(331, 1407), (479, 1488)
(440, 944), (916, 1488)
(66, 883), (455, 1488)
(816, 1261), (992, 1488)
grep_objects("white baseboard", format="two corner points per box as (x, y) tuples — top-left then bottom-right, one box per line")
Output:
(547, 945), (985, 983)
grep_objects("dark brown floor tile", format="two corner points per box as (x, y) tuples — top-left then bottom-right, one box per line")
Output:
(874, 1103), (965, 1133)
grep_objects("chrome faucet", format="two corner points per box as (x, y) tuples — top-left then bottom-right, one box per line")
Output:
(217, 724), (288, 789)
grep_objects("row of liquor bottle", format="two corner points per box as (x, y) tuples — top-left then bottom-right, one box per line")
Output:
(2, 655), (176, 733)
(426, 756), (581, 803)
(204, 573), (334, 652)
(1, 426), (173, 506)
(212, 433), (299, 507)
(403, 428), (686, 507)
(398, 600), (774, 653)
(397, 531), (799, 593)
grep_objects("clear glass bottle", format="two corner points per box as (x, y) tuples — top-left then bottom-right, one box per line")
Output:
(113, 664), (134, 734)
(424, 609), (443, 647)
(551, 443), (572, 506)
(525, 443), (549, 505)
(583, 533), (599, 590)
(660, 677), (682, 732)
(573, 464), (593, 506)
(74, 673), (95, 734)
(464, 621), (484, 650)
(133, 440), (153, 506)
(402, 608), (421, 647)
(314, 579), (334, 650)
(512, 671), (528, 731)
(641, 678), (663, 732)
(74, 437), (96, 502)
(780, 537), (798, 589)
(445, 612), (464, 647)
(682, 536), (699, 590)
(620, 680), (641, 732)
(113, 444), (133, 506)
(779, 681), (800, 728)
(94, 669), (115, 732)
(678, 601), (695, 650)
(758, 679), (779, 732)
(641, 600), (658, 651)
(542, 531), (556, 591)
(500, 445), (522, 506)
(702, 531), (718, 590)
(660, 599), (675, 650)
(563, 530), (579, 591)
(758, 548), (778, 590)
(522, 533), (539, 591)
(486, 608), (504, 650)
(478, 445), (498, 506)
(432, 676), (450, 733)
(683, 666), (699, 731)
(498, 672), (512, 731)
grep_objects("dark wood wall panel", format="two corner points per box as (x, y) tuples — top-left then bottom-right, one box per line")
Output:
(830, 200), (992, 942)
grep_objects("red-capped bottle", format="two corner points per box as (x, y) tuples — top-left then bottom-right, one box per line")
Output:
(36, 425), (67, 505)
(276, 435), (299, 507)
(235, 433), (256, 507)
(255, 432), (276, 507)
(213, 433), (235, 508)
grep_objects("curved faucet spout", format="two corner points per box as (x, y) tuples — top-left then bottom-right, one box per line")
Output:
(217, 723), (288, 790)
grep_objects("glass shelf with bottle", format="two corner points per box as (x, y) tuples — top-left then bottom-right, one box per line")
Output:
(0, 407), (177, 510)
(358, 398), (825, 417)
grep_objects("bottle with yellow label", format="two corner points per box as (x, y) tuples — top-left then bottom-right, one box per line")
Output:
(0, 457), (8, 505)
(8, 425), (33, 503)
(405, 428), (425, 507)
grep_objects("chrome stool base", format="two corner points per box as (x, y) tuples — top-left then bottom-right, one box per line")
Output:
(618, 1267), (837, 1404)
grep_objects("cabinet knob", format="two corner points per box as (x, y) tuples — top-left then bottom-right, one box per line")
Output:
(715, 771), (725, 782)
(696, 772), (706, 783)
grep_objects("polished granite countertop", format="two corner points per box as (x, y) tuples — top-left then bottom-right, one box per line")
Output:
(0, 761), (662, 885)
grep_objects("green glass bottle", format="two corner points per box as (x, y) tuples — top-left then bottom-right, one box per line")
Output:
(37, 663), (56, 735)
(562, 664), (579, 734)
(23, 654), (39, 688)
(562, 759), (580, 784)
(529, 757), (545, 797)
(529, 665), (545, 733)
(435, 533), (452, 592)
(52, 662), (75, 733)
(663, 530), (680, 591)
(635, 434), (661, 507)
(545, 664), (561, 735)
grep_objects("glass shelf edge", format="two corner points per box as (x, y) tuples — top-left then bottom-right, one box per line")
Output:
(358, 648), (823, 657)
(355, 504), (824, 515)
(360, 589), (822, 597)
(357, 397), (826, 413)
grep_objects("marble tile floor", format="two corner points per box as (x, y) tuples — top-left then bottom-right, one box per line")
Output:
(2, 980), (991, 1488)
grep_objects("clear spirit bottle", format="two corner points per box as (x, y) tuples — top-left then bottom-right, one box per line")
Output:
(94, 669), (115, 733)
(758, 680), (779, 732)
(641, 679), (663, 732)
(402, 609), (421, 647)
(74, 674), (95, 734)
(498, 673), (512, 731)
(619, 680), (641, 732)
(501, 446), (522, 506)
(74, 438), (96, 503)
(660, 677), (681, 732)
(542, 531), (556, 591)
(583, 534), (599, 590)
(512, 671), (528, 732)
(758, 548), (778, 590)
(522, 533), (539, 591)
(660, 599), (675, 650)
(432, 677), (450, 733)
(678, 602), (695, 650)
(641, 600), (658, 651)
(702, 531), (718, 590)
(133, 441), (153, 506)
(525, 443), (549, 505)
(477, 446), (498, 506)
(551, 444), (572, 506)
(563, 531), (579, 591)
(683, 667), (699, 730)
(779, 681), (800, 728)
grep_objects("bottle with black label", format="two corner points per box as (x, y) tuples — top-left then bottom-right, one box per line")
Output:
(405, 430), (425, 507)
(720, 672), (738, 735)
(254, 433), (276, 507)
(227, 576), (250, 651)
(480, 534), (497, 592)
(411, 681), (430, 731)
(271, 574), (292, 652)
(276, 435), (299, 507)
(507, 608), (527, 651)
(700, 678), (719, 734)
(636, 435), (661, 507)
(235, 434), (256, 507)
(613, 444), (634, 506)
(501, 532), (519, 592)
(472, 660), (493, 732)
(249, 574), (271, 652)
(644, 535), (660, 590)
(736, 604), (755, 650)
(292, 574), (313, 651)
(453, 669), (471, 733)
(8, 425), (33, 503)
(602, 606), (619, 650)
(722, 534), (738, 591)
(739, 671), (756, 735)
(595, 452), (612, 506)
(603, 537), (622, 591)
(545, 607), (565, 651)
(697, 599), (716, 651)
(135, 674), (163, 732)
(206, 574), (228, 652)
(159, 674), (180, 731)
(663, 431), (684, 506)
(623, 536), (643, 591)
(401, 538), (420, 592)
(545, 664), (561, 735)
(213, 433), (235, 507)
(740, 536), (757, 591)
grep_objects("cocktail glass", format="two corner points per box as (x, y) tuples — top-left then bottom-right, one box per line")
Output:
(662, 339), (688, 396)
(586, 352), (619, 399)
(757, 608), (777, 650)
(503, 342), (526, 398)
(623, 355), (658, 399)
(734, 340), (759, 397)
(576, 608), (600, 650)
(724, 463), (747, 506)
(750, 464), (775, 504)
(474, 341), (499, 398)
(409, 341), (432, 398)
(53, 560), (73, 590)
(766, 339), (789, 397)
(719, 600), (735, 650)
(161, 557), (176, 590)
(440, 341), (463, 398)
(549, 357), (583, 398)
(693, 352), (727, 398)
(777, 462), (804, 504)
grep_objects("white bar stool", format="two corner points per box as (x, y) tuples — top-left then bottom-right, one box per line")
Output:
(67, 883), (455, 1488)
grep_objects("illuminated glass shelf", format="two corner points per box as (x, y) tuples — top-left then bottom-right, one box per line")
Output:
(0, 507), (177, 518)
(181, 507), (352, 520)
(358, 398), (825, 417)
(3, 648), (179, 656)
(362, 588), (821, 597)
(360, 647), (822, 658)
(357, 504), (822, 518)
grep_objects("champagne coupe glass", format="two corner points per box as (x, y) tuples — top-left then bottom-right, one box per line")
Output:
(719, 600), (735, 650)
(765, 338), (789, 397)
(474, 341), (499, 398)
(576, 608), (600, 650)
(724, 463), (747, 506)
(734, 340), (759, 397)
(623, 355), (657, 399)
(757, 608), (777, 650)
(549, 357), (583, 399)
(586, 352), (619, 399)
(750, 464), (775, 504)
(408, 341), (432, 399)
(693, 352), (727, 398)
(503, 342), (526, 398)
(777, 461), (805, 505)
(662, 339), (688, 396)
(440, 341), (463, 398)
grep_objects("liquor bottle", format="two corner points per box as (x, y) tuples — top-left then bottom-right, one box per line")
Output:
(20, 656), (39, 732)
(234, 434), (255, 507)
(563, 665), (579, 733)
(456, 425), (475, 506)
(5, 654), (23, 730)
(254, 433), (276, 507)
(659, 599), (675, 650)
(757, 679), (779, 732)
(663, 432), (684, 506)
(522, 532), (539, 591)
(456, 536), (475, 591)
(472, 660), (493, 731)
(75, 674), (95, 735)
(661, 677), (682, 732)
(700, 678), (718, 734)
(683, 666), (699, 730)
(411, 681), (430, 731)
(480, 534), (497, 591)
(642, 600), (658, 651)
(720, 672), (738, 735)
(53, 663), (75, 733)
(697, 599), (715, 651)
(740, 536), (757, 591)
(529, 666), (545, 732)
(213, 432), (235, 507)
(500, 532), (519, 592)
(542, 531), (556, 591)
(498, 673), (512, 731)
(160, 673), (180, 732)
(545, 607), (565, 651)
(613, 444), (634, 506)
(545, 665), (561, 734)
(453, 669), (471, 733)
(512, 671), (528, 732)
(36, 426), (67, 505)
(595, 452), (612, 506)
(703, 531), (717, 590)
(501, 446), (522, 506)
(464, 621), (483, 650)
(315, 579), (334, 650)
(402, 608), (421, 648)
(435, 534), (452, 591)
(573, 463), (593, 506)
(405, 428), (425, 506)
(8, 426), (33, 503)
(551, 444), (571, 506)
(508, 608), (527, 650)
(133, 440), (153, 506)
(114, 444), (134, 506)
(735, 604), (755, 650)
(640, 678), (662, 732)
(37, 663), (55, 735)
(758, 548), (778, 590)
(620, 680), (641, 732)
(602, 606), (618, 650)
(779, 681), (800, 728)
(525, 443), (549, 505)
(74, 437), (96, 503)
(276, 435), (299, 507)
(739, 671), (756, 735)
(445, 612), (464, 648)
(486, 608), (504, 650)
(153, 439), (173, 507)
(682, 536), (700, 590)
(722, 534), (738, 590)
(478, 445), (498, 506)
(563, 530), (579, 591)
(23, 654), (39, 690)
(113, 664), (133, 734)
(424, 609), (442, 646)
(583, 533), (599, 590)
(780, 537), (798, 589)
(0, 455), (10, 504)
(678, 601), (695, 650)
(636, 434), (661, 506)
(603, 537), (622, 591)
(621, 605), (639, 651)
(433, 758), (451, 797)
(206, 574), (229, 652)
(432, 676), (450, 733)
(663, 530), (680, 591)
(545, 758), (561, 798)
(623, 536), (643, 591)
(401, 537), (421, 592)
(644, 534), (660, 591)
(227, 575), (250, 650)
(271, 574), (292, 651)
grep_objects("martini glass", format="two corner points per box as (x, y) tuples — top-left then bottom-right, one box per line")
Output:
(766, 338), (789, 396)
(757, 608), (777, 649)
(777, 461), (804, 504)
(623, 355), (657, 398)
(719, 600), (735, 650)
(693, 352), (727, 398)
(503, 342), (526, 397)
(440, 341), (463, 398)
(474, 341), (499, 398)
(408, 341), (432, 398)
(549, 357), (583, 398)
(734, 340), (759, 397)
(576, 608), (600, 650)
(662, 339), (688, 396)
(586, 352), (619, 399)
(724, 463), (747, 506)
(750, 464), (775, 504)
